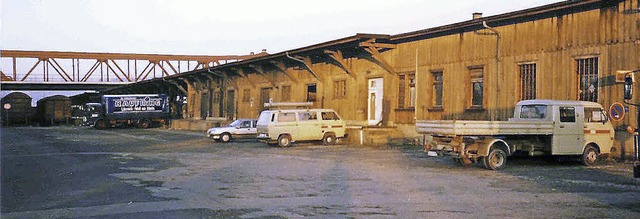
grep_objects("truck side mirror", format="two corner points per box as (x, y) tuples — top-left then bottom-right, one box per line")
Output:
(624, 75), (633, 100)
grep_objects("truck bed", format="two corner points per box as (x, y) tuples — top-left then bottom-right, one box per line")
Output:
(416, 120), (554, 136)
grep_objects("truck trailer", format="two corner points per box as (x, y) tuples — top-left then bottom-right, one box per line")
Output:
(84, 94), (170, 129)
(417, 100), (615, 170)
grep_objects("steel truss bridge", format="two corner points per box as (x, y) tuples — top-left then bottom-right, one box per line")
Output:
(0, 50), (265, 90)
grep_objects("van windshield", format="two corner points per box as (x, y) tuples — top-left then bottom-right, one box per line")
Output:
(257, 111), (272, 126)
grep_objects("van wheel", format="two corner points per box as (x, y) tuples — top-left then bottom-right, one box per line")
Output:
(322, 133), (336, 145)
(278, 135), (292, 147)
(582, 145), (598, 166)
(221, 133), (232, 143)
(482, 147), (507, 170)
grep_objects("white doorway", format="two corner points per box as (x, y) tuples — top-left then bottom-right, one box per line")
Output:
(368, 78), (383, 126)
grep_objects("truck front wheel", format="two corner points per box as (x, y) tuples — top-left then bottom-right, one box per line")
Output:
(582, 145), (598, 166)
(482, 147), (507, 170)
(95, 120), (107, 130)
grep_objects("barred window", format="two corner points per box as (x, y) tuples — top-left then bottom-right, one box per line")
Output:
(520, 63), (536, 100)
(397, 72), (415, 109)
(398, 75), (406, 108)
(432, 71), (443, 107)
(242, 89), (251, 103)
(409, 74), (416, 108)
(577, 57), (598, 102)
(281, 85), (291, 101)
(212, 91), (220, 103)
(470, 68), (484, 107)
(333, 80), (346, 99)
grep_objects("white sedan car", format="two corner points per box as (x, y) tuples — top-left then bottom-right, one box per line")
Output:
(207, 119), (257, 142)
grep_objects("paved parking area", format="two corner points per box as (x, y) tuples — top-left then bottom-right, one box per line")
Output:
(2, 126), (640, 218)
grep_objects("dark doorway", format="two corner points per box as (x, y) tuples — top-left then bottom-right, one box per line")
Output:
(226, 90), (235, 120)
(260, 88), (272, 113)
(200, 92), (209, 120)
(307, 84), (317, 102)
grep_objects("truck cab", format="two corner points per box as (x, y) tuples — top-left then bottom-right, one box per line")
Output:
(418, 99), (615, 170)
(82, 103), (103, 126)
(512, 100), (614, 158)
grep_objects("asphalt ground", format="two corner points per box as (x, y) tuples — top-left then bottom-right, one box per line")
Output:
(1, 126), (639, 218)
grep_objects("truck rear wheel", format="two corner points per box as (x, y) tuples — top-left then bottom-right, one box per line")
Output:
(482, 147), (507, 170)
(582, 145), (598, 166)
(139, 120), (150, 129)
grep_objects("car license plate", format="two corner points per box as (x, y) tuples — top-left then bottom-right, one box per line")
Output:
(427, 151), (438, 157)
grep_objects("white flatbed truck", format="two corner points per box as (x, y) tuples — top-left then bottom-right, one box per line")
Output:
(416, 100), (615, 170)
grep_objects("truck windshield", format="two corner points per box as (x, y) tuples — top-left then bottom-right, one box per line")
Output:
(584, 108), (607, 123)
(520, 105), (546, 119)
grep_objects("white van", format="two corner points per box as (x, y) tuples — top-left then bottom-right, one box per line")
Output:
(256, 109), (347, 147)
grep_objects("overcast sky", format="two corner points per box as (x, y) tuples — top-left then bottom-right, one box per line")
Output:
(2, 0), (563, 56)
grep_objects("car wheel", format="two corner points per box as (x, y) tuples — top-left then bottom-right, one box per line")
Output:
(278, 135), (291, 147)
(582, 145), (598, 166)
(482, 147), (507, 170)
(322, 133), (336, 145)
(221, 133), (232, 143)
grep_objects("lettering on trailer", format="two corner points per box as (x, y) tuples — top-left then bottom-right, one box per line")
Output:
(106, 95), (167, 113)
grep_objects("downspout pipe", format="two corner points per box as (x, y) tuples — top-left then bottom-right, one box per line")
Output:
(482, 21), (501, 121)
(285, 51), (321, 81)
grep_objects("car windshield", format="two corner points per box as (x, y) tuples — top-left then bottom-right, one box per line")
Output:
(257, 111), (272, 126)
(229, 120), (243, 127)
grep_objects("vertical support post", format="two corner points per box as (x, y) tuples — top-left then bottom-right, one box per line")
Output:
(636, 109), (639, 160)
(12, 57), (17, 80)
(100, 61), (104, 82)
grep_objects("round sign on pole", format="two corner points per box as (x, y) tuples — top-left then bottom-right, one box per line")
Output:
(609, 102), (625, 122)
(3, 103), (11, 110)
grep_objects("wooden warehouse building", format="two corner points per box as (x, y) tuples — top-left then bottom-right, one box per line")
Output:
(108, 0), (640, 158)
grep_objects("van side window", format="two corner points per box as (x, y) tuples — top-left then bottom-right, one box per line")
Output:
(277, 112), (296, 122)
(584, 108), (606, 123)
(321, 112), (339, 120)
(298, 112), (317, 121)
(559, 107), (576, 123)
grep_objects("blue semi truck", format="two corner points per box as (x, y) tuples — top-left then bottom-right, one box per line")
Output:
(84, 94), (170, 129)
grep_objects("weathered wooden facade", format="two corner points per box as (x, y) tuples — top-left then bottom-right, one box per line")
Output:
(111, 0), (640, 156)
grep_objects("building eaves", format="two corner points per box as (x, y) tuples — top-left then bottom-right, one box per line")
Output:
(216, 33), (391, 67)
(391, 0), (622, 43)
